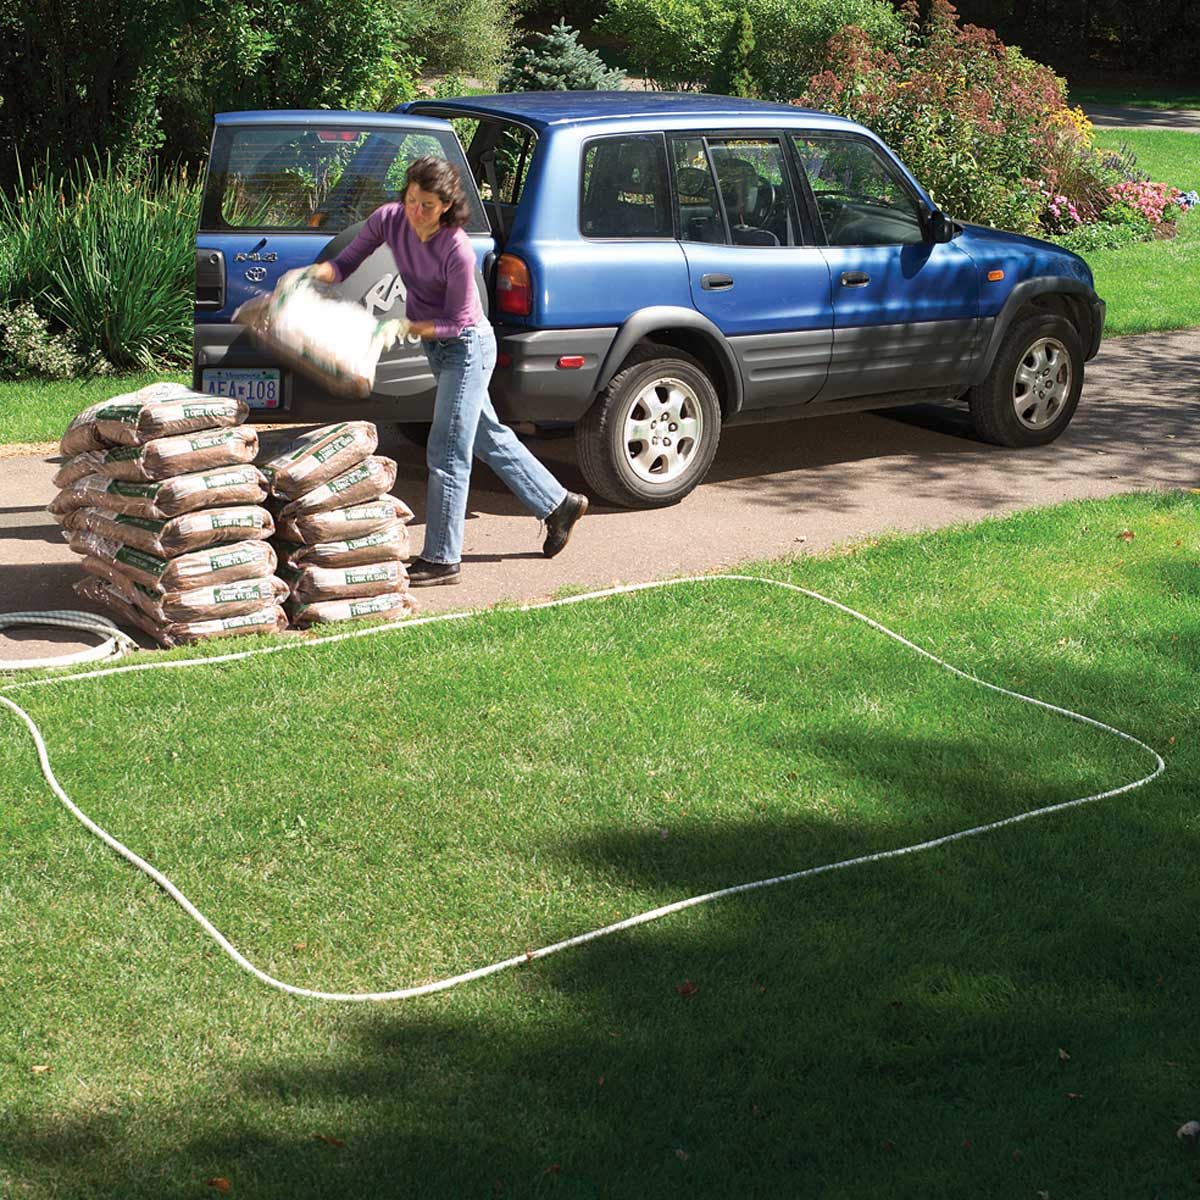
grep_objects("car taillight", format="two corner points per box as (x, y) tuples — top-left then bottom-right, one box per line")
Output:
(496, 254), (532, 317)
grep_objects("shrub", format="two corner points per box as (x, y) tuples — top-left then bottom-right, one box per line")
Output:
(0, 301), (96, 380)
(598, 0), (902, 96)
(1050, 202), (1152, 254)
(796, 1), (1096, 234)
(1107, 179), (1182, 227)
(0, 156), (198, 372)
(499, 20), (626, 92)
(709, 9), (759, 98)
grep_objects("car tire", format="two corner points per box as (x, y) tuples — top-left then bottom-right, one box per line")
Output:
(968, 312), (1084, 447)
(576, 344), (722, 508)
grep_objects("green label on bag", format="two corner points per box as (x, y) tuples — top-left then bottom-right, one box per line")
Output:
(188, 430), (235, 451)
(220, 610), (270, 631)
(115, 514), (167, 532)
(104, 446), (144, 463)
(328, 464), (369, 494)
(346, 565), (391, 585)
(313, 431), (354, 464)
(346, 529), (391, 550)
(96, 403), (141, 424)
(342, 502), (387, 521)
(115, 546), (168, 577)
(349, 595), (397, 617)
(209, 547), (255, 571)
(209, 513), (255, 530)
(203, 468), (252, 490)
(281, 423), (346, 465)
(182, 403), (229, 419)
(108, 480), (160, 498)
(213, 582), (262, 603)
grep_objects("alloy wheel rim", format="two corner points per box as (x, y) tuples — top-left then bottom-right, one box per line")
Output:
(623, 377), (703, 484)
(1012, 337), (1072, 429)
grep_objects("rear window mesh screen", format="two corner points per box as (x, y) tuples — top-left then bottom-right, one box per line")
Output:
(205, 126), (487, 233)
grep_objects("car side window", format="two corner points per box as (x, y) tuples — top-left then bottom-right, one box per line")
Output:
(671, 137), (799, 247)
(791, 136), (925, 247)
(580, 135), (672, 238)
(707, 138), (799, 247)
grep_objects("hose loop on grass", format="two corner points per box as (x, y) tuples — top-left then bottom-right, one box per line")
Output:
(0, 610), (139, 672)
(0, 575), (1167, 1002)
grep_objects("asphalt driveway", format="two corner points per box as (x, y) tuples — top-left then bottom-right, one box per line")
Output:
(2, 327), (1198, 661)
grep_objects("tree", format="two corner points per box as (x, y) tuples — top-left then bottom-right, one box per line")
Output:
(709, 9), (759, 98)
(499, 20), (626, 92)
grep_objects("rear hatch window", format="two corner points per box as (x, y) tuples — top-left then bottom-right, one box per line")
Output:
(200, 123), (489, 234)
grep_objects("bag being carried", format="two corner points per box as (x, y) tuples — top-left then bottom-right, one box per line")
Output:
(234, 275), (407, 399)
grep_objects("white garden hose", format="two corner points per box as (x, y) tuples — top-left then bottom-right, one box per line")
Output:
(0, 575), (1166, 1003)
(0, 610), (139, 671)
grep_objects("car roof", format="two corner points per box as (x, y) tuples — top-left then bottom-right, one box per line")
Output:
(405, 91), (863, 134)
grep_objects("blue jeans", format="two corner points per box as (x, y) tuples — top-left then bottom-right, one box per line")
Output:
(421, 324), (567, 564)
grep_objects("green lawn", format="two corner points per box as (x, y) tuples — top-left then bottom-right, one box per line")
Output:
(3, 492), (1198, 1198)
(1070, 84), (1200, 110)
(1087, 130), (1200, 336)
(0, 371), (189, 446)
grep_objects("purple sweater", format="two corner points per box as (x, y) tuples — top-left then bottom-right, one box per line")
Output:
(328, 203), (484, 339)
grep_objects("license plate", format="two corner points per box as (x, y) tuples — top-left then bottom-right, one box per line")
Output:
(202, 368), (283, 410)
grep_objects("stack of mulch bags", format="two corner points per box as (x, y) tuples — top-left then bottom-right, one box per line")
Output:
(258, 420), (418, 627)
(48, 381), (287, 647)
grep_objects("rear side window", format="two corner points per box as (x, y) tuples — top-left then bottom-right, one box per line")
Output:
(580, 135), (671, 239)
(672, 135), (801, 247)
(201, 125), (488, 234)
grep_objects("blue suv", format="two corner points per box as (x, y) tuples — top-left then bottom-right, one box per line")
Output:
(195, 92), (1104, 507)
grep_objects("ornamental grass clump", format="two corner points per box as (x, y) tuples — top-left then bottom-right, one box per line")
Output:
(0, 154), (198, 374)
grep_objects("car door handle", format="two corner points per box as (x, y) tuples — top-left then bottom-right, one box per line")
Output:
(840, 271), (871, 288)
(701, 273), (734, 291)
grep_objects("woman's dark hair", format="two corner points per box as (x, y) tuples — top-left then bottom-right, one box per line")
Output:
(404, 155), (471, 227)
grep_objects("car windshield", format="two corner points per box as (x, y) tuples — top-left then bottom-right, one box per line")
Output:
(201, 124), (488, 234)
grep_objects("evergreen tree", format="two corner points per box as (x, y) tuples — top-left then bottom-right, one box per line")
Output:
(709, 9), (759, 98)
(499, 20), (626, 92)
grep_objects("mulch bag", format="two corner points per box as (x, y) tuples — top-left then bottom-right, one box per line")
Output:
(59, 383), (193, 456)
(279, 559), (407, 604)
(258, 421), (378, 498)
(75, 576), (287, 647)
(92, 426), (259, 482)
(276, 495), (413, 545)
(52, 450), (107, 489)
(285, 520), (410, 568)
(234, 276), (406, 399)
(93, 392), (248, 447)
(278, 456), (397, 519)
(70, 505), (275, 557)
(289, 590), (418, 628)
(78, 556), (287, 623)
(68, 530), (276, 590)
(49, 465), (267, 520)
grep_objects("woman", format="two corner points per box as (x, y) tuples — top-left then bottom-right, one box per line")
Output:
(306, 156), (587, 587)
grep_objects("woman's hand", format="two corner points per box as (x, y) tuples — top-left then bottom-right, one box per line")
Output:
(407, 320), (439, 339)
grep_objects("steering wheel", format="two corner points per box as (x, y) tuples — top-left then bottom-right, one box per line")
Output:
(750, 176), (776, 227)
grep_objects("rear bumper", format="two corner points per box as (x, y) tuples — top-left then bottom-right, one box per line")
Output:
(490, 326), (616, 422)
(195, 321), (618, 426)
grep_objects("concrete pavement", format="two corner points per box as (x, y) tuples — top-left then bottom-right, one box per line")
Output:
(2, 327), (1198, 664)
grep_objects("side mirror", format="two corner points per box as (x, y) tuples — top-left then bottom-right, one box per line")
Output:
(926, 209), (955, 244)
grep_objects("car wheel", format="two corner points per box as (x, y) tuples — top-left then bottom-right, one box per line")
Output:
(576, 344), (722, 508)
(968, 312), (1084, 447)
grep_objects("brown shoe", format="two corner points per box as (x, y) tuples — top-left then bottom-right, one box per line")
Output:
(408, 558), (461, 587)
(542, 492), (588, 558)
